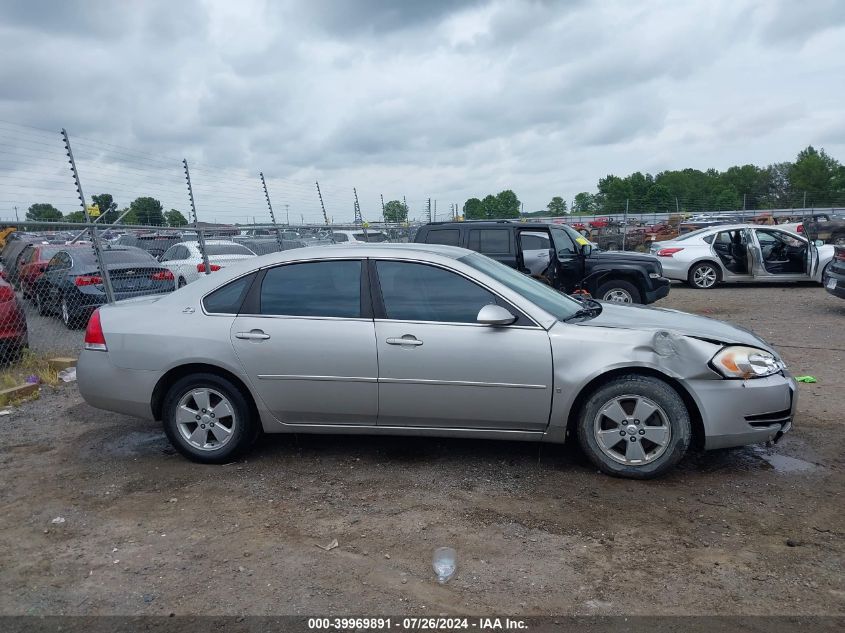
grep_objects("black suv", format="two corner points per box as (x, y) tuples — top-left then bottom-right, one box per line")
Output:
(414, 221), (670, 304)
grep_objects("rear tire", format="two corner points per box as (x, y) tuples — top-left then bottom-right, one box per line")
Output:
(61, 297), (84, 329)
(177, 276), (187, 289)
(35, 291), (50, 316)
(688, 262), (719, 289)
(577, 374), (691, 479)
(597, 279), (641, 304)
(162, 373), (257, 464)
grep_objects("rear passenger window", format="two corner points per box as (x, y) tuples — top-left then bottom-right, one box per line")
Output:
(424, 229), (461, 246)
(260, 260), (361, 318)
(203, 273), (256, 314)
(468, 229), (510, 254)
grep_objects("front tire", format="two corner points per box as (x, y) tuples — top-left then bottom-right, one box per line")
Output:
(577, 375), (691, 479)
(162, 373), (257, 464)
(597, 279), (641, 304)
(688, 262), (719, 289)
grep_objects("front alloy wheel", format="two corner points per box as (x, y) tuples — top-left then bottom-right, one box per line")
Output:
(578, 374), (691, 479)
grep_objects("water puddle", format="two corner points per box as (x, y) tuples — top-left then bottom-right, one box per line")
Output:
(100, 430), (169, 457)
(751, 448), (817, 473)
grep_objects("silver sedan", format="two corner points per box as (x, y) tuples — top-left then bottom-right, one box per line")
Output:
(78, 244), (796, 479)
(651, 224), (834, 289)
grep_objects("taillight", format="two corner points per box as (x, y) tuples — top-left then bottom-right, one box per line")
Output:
(656, 247), (684, 257)
(150, 270), (174, 281)
(797, 225), (803, 233)
(84, 309), (107, 351)
(835, 249), (845, 262)
(75, 275), (103, 286)
(0, 285), (15, 302)
(197, 263), (222, 272)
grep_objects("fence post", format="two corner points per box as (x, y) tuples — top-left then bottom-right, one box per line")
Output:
(622, 198), (629, 251)
(315, 181), (330, 226)
(183, 159), (211, 275)
(61, 128), (115, 304)
(259, 172), (285, 252)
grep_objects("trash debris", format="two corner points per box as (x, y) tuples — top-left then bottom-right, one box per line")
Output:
(432, 546), (457, 584)
(50, 517), (66, 524)
(315, 538), (339, 551)
(57, 367), (77, 383)
(0, 408), (10, 416)
(168, 497), (177, 503)
(25, 375), (40, 384)
(795, 376), (817, 383)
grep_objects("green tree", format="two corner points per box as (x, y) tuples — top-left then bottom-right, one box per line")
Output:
(382, 200), (408, 223)
(480, 194), (499, 218)
(463, 197), (483, 219)
(546, 196), (567, 216)
(164, 209), (188, 227)
(644, 184), (672, 213)
(65, 210), (86, 222)
(26, 203), (62, 222)
(572, 192), (596, 214)
(90, 193), (119, 223)
(493, 190), (520, 218)
(791, 146), (840, 206)
(596, 175), (631, 212)
(129, 197), (165, 226)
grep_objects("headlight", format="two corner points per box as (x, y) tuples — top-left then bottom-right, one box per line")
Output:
(711, 345), (784, 379)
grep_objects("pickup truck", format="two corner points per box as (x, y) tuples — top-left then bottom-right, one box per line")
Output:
(414, 221), (670, 304)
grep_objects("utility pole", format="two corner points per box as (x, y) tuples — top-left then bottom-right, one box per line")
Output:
(380, 194), (386, 223)
(316, 181), (329, 225)
(403, 196), (408, 223)
(259, 171), (285, 251)
(426, 198), (432, 223)
(285, 204), (290, 226)
(13, 206), (18, 222)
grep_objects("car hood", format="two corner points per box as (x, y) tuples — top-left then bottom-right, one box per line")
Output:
(580, 302), (773, 352)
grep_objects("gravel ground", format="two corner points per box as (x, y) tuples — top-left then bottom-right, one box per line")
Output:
(0, 283), (842, 616)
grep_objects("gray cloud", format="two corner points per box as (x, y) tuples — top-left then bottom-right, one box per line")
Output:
(0, 0), (843, 221)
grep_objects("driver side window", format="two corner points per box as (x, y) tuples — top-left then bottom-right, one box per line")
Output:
(375, 261), (497, 323)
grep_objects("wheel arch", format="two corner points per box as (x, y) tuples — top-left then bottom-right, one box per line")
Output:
(151, 362), (259, 422)
(586, 268), (647, 295)
(688, 258), (723, 283)
(564, 366), (705, 451)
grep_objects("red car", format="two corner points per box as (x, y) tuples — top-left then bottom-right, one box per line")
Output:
(17, 244), (84, 299)
(0, 278), (27, 362)
(589, 217), (611, 228)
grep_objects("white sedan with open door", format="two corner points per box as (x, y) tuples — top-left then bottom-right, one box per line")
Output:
(651, 225), (834, 289)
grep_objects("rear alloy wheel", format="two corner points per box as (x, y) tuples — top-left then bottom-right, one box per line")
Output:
(578, 375), (691, 479)
(178, 276), (187, 289)
(35, 291), (50, 316)
(597, 279), (641, 304)
(162, 373), (257, 463)
(688, 262), (719, 289)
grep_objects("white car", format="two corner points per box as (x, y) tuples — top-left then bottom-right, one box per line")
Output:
(331, 230), (388, 244)
(650, 224), (835, 289)
(159, 240), (256, 288)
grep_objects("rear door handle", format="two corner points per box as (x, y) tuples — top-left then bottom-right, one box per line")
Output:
(235, 330), (271, 340)
(386, 336), (423, 346)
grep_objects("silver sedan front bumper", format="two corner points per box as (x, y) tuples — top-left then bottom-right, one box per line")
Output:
(688, 372), (797, 450)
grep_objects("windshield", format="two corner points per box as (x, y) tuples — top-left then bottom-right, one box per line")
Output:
(459, 252), (581, 320)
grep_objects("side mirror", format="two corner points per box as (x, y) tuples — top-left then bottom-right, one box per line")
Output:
(476, 304), (517, 326)
(580, 243), (593, 256)
(814, 240), (824, 247)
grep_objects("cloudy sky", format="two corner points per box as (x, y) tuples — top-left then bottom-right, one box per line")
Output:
(1, 0), (844, 223)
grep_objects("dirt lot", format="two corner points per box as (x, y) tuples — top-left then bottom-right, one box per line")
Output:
(0, 283), (843, 617)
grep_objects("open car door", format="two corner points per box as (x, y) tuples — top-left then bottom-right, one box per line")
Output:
(745, 229), (760, 277)
(806, 238), (820, 278)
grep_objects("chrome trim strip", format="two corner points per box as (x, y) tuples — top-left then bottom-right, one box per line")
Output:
(380, 377), (546, 389)
(258, 374), (378, 382)
(257, 375), (546, 389)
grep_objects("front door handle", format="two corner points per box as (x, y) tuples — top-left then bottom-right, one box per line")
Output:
(386, 336), (423, 347)
(235, 330), (271, 340)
